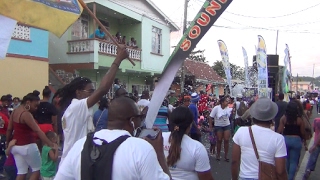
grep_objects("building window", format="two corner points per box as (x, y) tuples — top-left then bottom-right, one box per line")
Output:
(151, 26), (162, 54)
(12, 24), (31, 41)
(71, 14), (89, 40)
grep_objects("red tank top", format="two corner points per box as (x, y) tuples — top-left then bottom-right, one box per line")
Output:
(12, 111), (35, 145)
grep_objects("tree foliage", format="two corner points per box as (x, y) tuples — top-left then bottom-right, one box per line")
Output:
(212, 60), (245, 81)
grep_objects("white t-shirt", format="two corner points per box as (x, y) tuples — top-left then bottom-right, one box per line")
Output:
(310, 100), (315, 105)
(61, 98), (94, 164)
(210, 105), (232, 127)
(137, 99), (150, 111)
(162, 132), (210, 180)
(233, 125), (287, 179)
(55, 129), (170, 180)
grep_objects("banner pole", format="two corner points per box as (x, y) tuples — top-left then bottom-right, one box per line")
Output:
(78, 0), (136, 66)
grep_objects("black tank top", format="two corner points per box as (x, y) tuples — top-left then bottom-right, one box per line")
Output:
(283, 122), (301, 137)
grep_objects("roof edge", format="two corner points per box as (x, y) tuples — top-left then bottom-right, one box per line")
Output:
(145, 0), (180, 31)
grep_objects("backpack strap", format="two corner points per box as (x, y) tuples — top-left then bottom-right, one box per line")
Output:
(81, 133), (130, 180)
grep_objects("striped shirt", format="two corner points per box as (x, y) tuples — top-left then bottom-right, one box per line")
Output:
(154, 106), (169, 132)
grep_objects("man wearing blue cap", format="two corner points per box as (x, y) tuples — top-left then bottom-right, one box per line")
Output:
(189, 93), (201, 142)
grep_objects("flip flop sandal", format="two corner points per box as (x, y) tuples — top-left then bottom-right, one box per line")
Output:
(225, 158), (230, 162)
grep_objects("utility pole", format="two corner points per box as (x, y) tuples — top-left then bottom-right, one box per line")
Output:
(275, 30), (279, 55)
(312, 64), (315, 91)
(296, 73), (298, 93)
(180, 0), (188, 94)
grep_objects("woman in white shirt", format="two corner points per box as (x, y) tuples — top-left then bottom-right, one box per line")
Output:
(163, 106), (214, 180)
(231, 98), (288, 180)
(209, 97), (232, 162)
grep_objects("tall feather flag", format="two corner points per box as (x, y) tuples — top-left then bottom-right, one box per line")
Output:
(256, 35), (269, 98)
(286, 44), (292, 92)
(145, 0), (233, 128)
(217, 40), (232, 95)
(242, 47), (249, 87)
(283, 44), (291, 93)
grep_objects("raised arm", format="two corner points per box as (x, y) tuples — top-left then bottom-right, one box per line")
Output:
(86, 45), (129, 108)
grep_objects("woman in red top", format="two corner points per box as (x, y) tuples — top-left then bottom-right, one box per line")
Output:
(6, 90), (54, 180)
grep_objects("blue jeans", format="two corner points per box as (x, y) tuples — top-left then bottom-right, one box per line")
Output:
(306, 145), (320, 171)
(285, 136), (302, 180)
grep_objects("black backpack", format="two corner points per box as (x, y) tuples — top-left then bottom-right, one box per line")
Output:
(81, 132), (129, 180)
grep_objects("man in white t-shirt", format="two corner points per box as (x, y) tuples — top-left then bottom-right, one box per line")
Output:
(59, 46), (129, 164)
(231, 98), (288, 180)
(137, 90), (150, 112)
(56, 97), (171, 180)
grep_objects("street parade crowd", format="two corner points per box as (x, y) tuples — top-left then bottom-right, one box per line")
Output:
(0, 48), (320, 180)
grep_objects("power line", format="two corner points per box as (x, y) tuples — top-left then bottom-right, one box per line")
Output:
(224, 2), (320, 19)
(220, 17), (320, 30)
(212, 25), (320, 34)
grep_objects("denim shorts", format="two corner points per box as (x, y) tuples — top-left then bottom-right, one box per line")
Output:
(214, 125), (231, 132)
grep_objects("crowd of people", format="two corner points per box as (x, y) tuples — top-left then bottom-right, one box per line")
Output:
(0, 46), (320, 180)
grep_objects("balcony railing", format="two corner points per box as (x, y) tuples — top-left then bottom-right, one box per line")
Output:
(11, 23), (31, 41)
(68, 39), (141, 60)
(68, 39), (94, 53)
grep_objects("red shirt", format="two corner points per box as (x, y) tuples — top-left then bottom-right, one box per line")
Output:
(0, 108), (9, 119)
(0, 112), (8, 135)
(306, 103), (311, 111)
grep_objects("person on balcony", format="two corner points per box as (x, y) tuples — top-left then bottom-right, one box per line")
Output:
(116, 32), (122, 43)
(128, 37), (138, 48)
(121, 36), (126, 45)
(89, 26), (105, 39)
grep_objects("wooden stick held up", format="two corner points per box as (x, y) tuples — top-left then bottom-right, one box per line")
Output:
(78, 0), (136, 66)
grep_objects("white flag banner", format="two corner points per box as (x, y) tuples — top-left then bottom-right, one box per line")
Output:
(0, 15), (17, 59)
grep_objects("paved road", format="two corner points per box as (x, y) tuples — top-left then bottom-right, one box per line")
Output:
(206, 107), (320, 180)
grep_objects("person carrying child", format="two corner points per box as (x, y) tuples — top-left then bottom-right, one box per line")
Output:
(40, 131), (58, 180)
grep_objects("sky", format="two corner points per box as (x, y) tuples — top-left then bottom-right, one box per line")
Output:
(152, 0), (320, 77)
